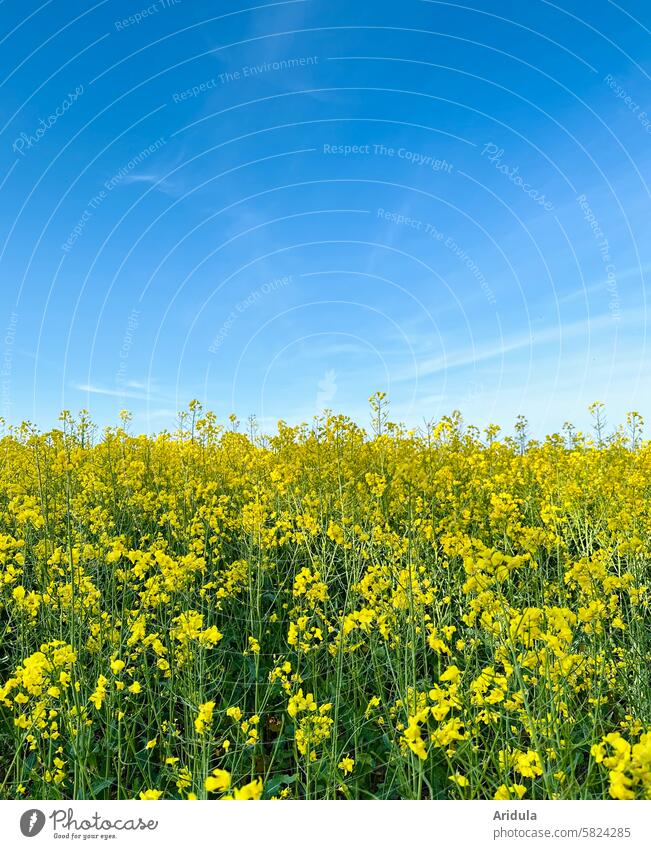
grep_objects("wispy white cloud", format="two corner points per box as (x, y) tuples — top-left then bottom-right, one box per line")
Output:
(72, 382), (152, 400)
(115, 172), (185, 198)
(395, 312), (625, 383)
(558, 262), (651, 306)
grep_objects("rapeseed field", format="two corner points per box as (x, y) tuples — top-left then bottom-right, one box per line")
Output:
(1, 396), (650, 800)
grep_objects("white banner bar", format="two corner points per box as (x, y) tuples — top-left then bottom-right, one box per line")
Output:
(1, 800), (650, 848)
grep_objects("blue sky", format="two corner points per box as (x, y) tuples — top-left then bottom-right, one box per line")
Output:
(1, 0), (650, 435)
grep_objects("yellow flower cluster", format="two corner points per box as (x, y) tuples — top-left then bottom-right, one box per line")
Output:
(591, 732), (651, 799)
(0, 401), (649, 799)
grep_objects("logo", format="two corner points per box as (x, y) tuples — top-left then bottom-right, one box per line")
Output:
(20, 809), (45, 837)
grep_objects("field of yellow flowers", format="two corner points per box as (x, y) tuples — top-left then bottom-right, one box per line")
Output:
(1, 396), (650, 801)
